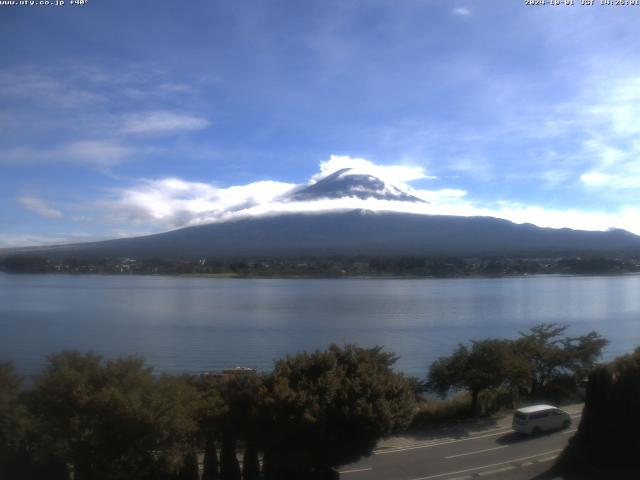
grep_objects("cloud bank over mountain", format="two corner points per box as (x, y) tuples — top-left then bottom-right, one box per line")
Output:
(102, 155), (640, 238)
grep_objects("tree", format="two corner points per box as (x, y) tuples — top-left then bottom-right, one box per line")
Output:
(198, 372), (266, 480)
(515, 324), (608, 396)
(0, 255), (48, 273)
(0, 362), (31, 480)
(26, 351), (200, 480)
(262, 344), (415, 478)
(0, 362), (21, 448)
(195, 376), (227, 480)
(427, 339), (516, 414)
(220, 431), (241, 480)
(201, 433), (219, 480)
(555, 347), (640, 477)
(196, 373), (261, 480)
(216, 374), (265, 480)
(176, 451), (199, 480)
(242, 443), (260, 480)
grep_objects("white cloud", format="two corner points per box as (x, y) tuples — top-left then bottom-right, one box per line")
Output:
(452, 8), (471, 17)
(580, 171), (611, 187)
(0, 234), (67, 249)
(577, 135), (640, 190)
(108, 177), (296, 227)
(412, 188), (467, 203)
(5, 155), (640, 248)
(0, 140), (135, 168)
(18, 197), (63, 219)
(100, 155), (640, 236)
(549, 75), (640, 192)
(315, 155), (433, 187)
(121, 111), (210, 135)
(413, 200), (634, 234)
(0, 230), (145, 248)
(0, 70), (105, 107)
(59, 140), (135, 167)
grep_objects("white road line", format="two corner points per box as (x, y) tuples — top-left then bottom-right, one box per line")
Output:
(408, 448), (563, 480)
(444, 445), (508, 459)
(375, 430), (508, 455)
(375, 412), (582, 455)
(536, 455), (559, 463)
(476, 465), (515, 477)
(562, 428), (578, 434)
(467, 426), (513, 437)
(338, 467), (373, 474)
(376, 431), (509, 451)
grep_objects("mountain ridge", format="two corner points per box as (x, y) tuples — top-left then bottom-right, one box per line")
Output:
(4, 209), (640, 260)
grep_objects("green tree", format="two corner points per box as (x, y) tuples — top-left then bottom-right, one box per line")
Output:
(26, 351), (199, 480)
(555, 347), (640, 477)
(0, 363), (31, 479)
(427, 339), (515, 414)
(218, 374), (265, 480)
(197, 373), (265, 480)
(195, 377), (226, 480)
(262, 344), (415, 479)
(515, 324), (608, 396)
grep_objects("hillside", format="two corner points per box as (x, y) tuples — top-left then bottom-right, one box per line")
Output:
(7, 210), (640, 260)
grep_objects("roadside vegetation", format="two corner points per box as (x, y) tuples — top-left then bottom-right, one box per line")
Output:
(0, 324), (617, 479)
(424, 324), (608, 418)
(0, 345), (415, 480)
(551, 347), (640, 478)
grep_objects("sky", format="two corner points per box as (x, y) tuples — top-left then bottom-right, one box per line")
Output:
(1, 0), (640, 247)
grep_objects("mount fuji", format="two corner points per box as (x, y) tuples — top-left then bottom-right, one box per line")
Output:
(287, 168), (426, 203)
(3, 170), (640, 260)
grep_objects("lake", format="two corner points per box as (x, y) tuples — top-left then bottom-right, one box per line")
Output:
(1, 273), (640, 380)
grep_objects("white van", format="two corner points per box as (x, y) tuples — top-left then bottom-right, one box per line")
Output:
(512, 404), (571, 435)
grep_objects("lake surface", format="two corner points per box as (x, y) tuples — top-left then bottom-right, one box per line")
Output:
(1, 273), (640, 379)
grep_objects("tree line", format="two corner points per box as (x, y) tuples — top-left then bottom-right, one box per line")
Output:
(0, 345), (415, 480)
(553, 347), (640, 477)
(427, 324), (608, 415)
(2, 253), (640, 277)
(0, 324), (611, 479)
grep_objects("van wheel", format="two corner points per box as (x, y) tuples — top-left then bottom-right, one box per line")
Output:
(563, 420), (570, 429)
(532, 426), (541, 435)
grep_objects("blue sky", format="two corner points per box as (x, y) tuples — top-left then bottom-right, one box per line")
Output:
(1, 0), (640, 247)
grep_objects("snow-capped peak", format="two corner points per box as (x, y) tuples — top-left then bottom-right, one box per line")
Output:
(287, 168), (426, 203)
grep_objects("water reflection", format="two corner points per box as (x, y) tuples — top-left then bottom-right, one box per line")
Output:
(1, 273), (639, 378)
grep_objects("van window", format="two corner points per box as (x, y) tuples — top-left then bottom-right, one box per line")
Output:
(529, 411), (550, 420)
(515, 412), (527, 420)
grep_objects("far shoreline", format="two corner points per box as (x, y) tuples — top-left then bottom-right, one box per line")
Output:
(2, 270), (640, 281)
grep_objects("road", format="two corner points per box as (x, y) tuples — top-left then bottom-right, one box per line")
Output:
(338, 412), (581, 480)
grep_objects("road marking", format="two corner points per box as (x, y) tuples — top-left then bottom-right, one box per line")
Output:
(408, 448), (563, 480)
(444, 445), (508, 459)
(338, 467), (373, 474)
(375, 412), (582, 455)
(562, 428), (578, 434)
(535, 455), (559, 463)
(375, 430), (509, 455)
(475, 465), (515, 477)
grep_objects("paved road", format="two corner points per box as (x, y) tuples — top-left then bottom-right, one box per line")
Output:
(338, 413), (581, 480)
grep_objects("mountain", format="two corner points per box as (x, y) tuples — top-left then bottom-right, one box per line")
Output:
(9, 210), (640, 260)
(287, 168), (425, 203)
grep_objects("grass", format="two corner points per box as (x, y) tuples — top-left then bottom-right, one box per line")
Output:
(410, 392), (474, 428)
